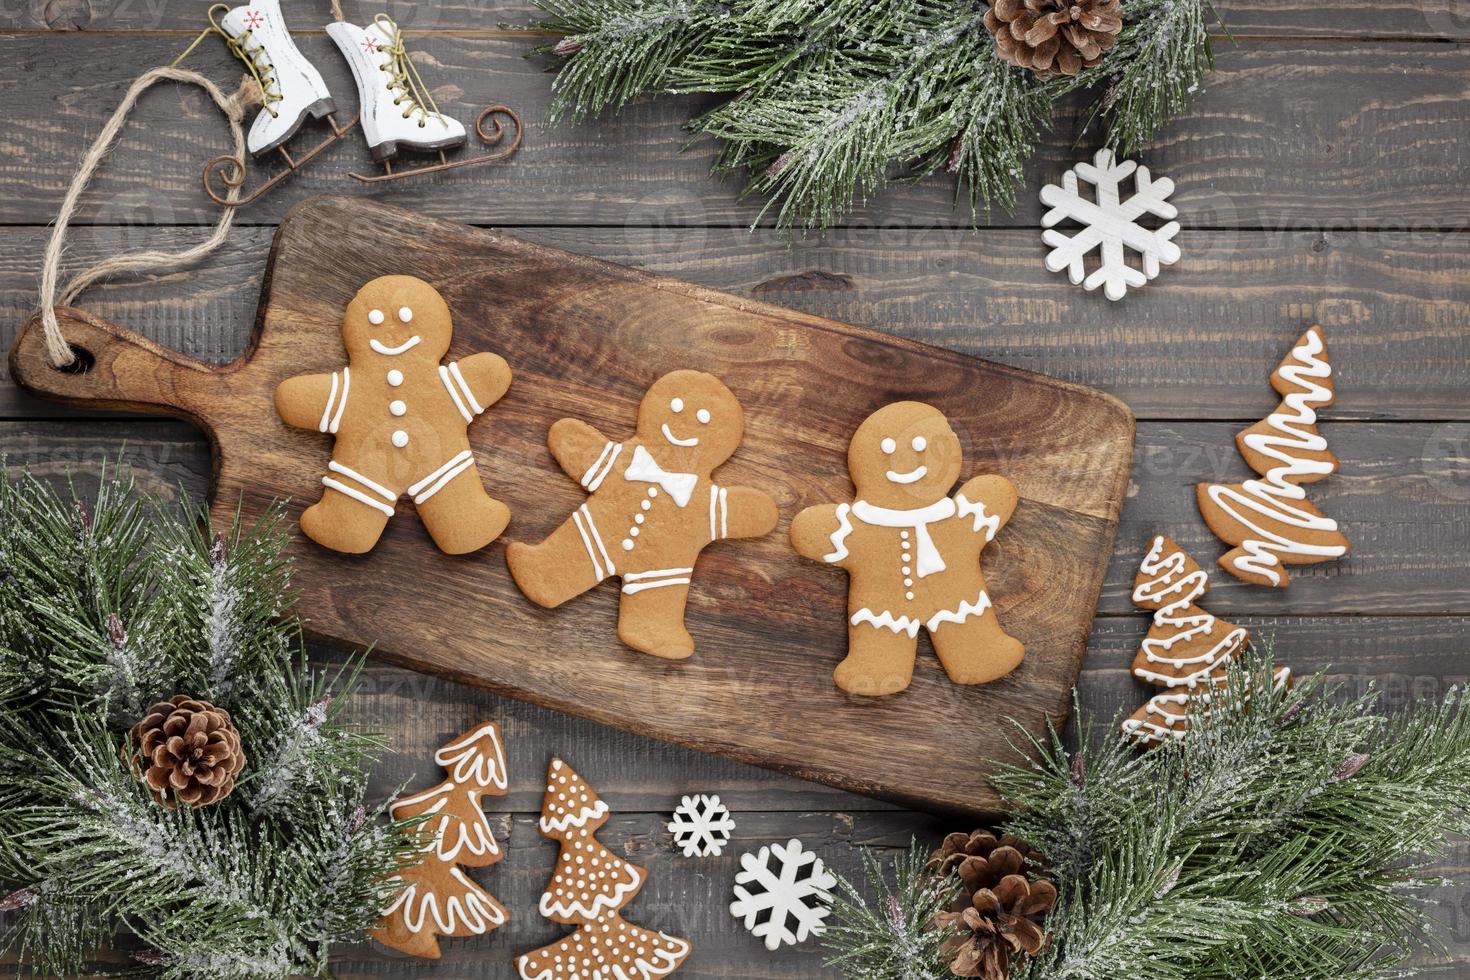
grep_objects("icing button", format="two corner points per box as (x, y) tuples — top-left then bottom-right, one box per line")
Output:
(640, 499), (651, 511)
(387, 369), (404, 386)
(635, 514), (645, 525)
(391, 430), (409, 448)
(904, 578), (914, 587)
(389, 400), (407, 417)
(629, 527), (639, 537)
(621, 539), (634, 551)
(906, 591), (915, 600)
(648, 488), (659, 498)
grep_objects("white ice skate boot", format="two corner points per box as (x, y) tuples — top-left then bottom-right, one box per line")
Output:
(326, 14), (466, 162)
(214, 0), (336, 157)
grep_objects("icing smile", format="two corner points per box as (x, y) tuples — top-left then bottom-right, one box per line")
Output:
(886, 465), (928, 484)
(370, 336), (422, 356)
(661, 423), (700, 448)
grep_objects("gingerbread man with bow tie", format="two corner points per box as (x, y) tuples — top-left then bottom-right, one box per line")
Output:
(791, 402), (1024, 695)
(507, 370), (778, 659)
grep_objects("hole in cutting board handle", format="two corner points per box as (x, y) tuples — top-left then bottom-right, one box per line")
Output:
(55, 345), (95, 376)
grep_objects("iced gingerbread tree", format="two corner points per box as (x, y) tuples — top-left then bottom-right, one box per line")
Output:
(517, 758), (690, 980)
(370, 722), (509, 959)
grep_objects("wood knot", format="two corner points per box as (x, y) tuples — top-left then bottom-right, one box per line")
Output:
(751, 270), (855, 294)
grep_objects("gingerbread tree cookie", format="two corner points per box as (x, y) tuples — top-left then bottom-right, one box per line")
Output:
(1197, 325), (1350, 587)
(790, 402), (1024, 695)
(516, 758), (690, 980)
(506, 370), (778, 659)
(370, 722), (509, 959)
(275, 275), (512, 555)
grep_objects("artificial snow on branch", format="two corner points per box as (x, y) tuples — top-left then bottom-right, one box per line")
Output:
(530, 0), (1221, 230)
(0, 467), (415, 979)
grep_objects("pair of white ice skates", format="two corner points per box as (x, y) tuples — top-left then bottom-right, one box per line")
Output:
(203, 0), (519, 203)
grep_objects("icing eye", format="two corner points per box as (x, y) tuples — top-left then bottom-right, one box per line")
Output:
(398, 306), (413, 322)
(880, 437), (897, 454)
(696, 408), (711, 424)
(367, 309), (385, 325)
(670, 398), (684, 413)
(912, 436), (927, 451)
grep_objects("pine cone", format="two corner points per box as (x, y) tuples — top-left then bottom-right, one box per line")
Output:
(129, 696), (245, 808)
(928, 831), (1055, 979)
(984, 0), (1123, 77)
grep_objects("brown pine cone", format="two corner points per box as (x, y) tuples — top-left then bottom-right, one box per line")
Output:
(928, 831), (1055, 979)
(984, 0), (1123, 77)
(129, 696), (245, 808)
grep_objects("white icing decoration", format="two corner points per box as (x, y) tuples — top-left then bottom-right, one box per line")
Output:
(955, 493), (1002, 542)
(697, 408), (711, 424)
(449, 362), (484, 414)
(885, 465), (927, 485)
(622, 539), (634, 551)
(911, 435), (927, 451)
(412, 453), (476, 505)
(622, 575), (691, 594)
(624, 445), (697, 506)
(370, 335), (421, 356)
(318, 370), (340, 433)
(880, 437), (896, 454)
(387, 369), (404, 386)
(851, 498), (954, 577)
(389, 399), (407, 416)
(660, 422), (699, 447)
(328, 367), (350, 434)
(539, 798), (611, 834)
(381, 868), (505, 938)
(926, 590), (992, 632)
(434, 721), (508, 789)
(328, 460), (394, 502)
(391, 430), (409, 448)
(1130, 536), (1248, 688)
(573, 504), (615, 578)
(850, 607), (920, 638)
(322, 476), (395, 516)
(368, 308), (385, 325)
(439, 365), (474, 423)
(581, 441), (622, 492)
(670, 397), (684, 413)
(823, 503), (854, 563)
(1202, 328), (1346, 586)
(398, 306), (413, 322)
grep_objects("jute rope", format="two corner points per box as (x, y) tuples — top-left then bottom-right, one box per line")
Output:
(35, 67), (256, 368)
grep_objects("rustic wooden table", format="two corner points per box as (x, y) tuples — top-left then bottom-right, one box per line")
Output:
(3, 1), (1468, 976)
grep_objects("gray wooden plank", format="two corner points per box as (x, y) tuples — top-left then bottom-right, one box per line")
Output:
(2, 37), (1467, 227)
(5, 227), (1467, 421)
(4, 0), (1464, 41)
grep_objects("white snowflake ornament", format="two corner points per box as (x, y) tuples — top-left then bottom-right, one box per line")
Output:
(667, 794), (735, 857)
(1040, 148), (1180, 301)
(729, 838), (837, 951)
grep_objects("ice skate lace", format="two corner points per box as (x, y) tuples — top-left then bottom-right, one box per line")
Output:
(174, 4), (284, 119)
(372, 14), (446, 128)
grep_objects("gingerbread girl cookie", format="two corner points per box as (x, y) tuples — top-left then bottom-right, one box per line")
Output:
(791, 402), (1023, 695)
(506, 370), (778, 659)
(275, 275), (512, 555)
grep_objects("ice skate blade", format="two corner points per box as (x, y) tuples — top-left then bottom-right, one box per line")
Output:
(349, 105), (522, 184)
(204, 111), (358, 208)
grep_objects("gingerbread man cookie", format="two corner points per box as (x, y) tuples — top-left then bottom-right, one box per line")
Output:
(275, 275), (512, 555)
(791, 402), (1023, 695)
(506, 370), (778, 659)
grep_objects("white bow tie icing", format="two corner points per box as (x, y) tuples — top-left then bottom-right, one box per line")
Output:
(623, 445), (698, 507)
(851, 497), (956, 578)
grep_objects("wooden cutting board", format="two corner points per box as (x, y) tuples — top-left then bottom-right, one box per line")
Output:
(11, 196), (1134, 815)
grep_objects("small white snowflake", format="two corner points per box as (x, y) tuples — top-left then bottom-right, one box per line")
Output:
(1040, 148), (1181, 301)
(667, 793), (735, 857)
(729, 838), (836, 951)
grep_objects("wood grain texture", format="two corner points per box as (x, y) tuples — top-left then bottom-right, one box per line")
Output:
(3, 0), (1462, 37)
(8, 197), (1136, 814)
(6, 227), (1468, 422)
(3, 37), (1469, 228)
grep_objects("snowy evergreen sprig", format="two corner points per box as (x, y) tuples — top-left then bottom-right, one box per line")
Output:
(530, 0), (1220, 230)
(821, 651), (1470, 979)
(0, 467), (416, 979)
(823, 843), (957, 980)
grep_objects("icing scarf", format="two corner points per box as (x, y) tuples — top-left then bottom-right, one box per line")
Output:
(851, 497), (956, 577)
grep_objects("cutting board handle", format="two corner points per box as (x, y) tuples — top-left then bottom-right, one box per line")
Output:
(9, 307), (226, 423)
